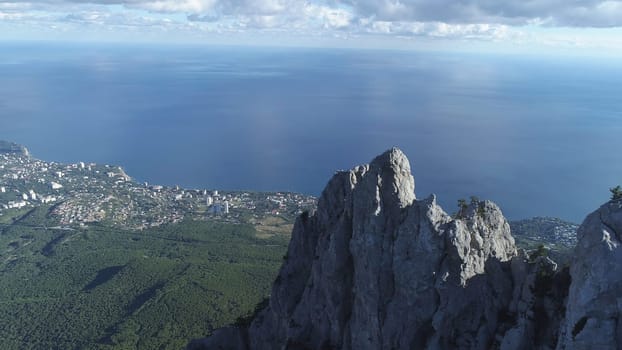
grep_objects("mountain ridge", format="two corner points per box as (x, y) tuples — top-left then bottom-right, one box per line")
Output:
(190, 148), (622, 350)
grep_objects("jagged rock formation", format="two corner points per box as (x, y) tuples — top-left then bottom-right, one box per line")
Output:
(189, 148), (620, 350)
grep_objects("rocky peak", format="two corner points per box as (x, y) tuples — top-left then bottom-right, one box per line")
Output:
(188, 149), (622, 350)
(366, 147), (416, 208)
(446, 199), (516, 285)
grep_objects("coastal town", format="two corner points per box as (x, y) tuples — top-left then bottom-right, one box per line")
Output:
(509, 216), (579, 250)
(0, 141), (317, 230)
(0, 140), (579, 247)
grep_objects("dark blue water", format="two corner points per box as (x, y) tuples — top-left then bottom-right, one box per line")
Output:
(1, 42), (621, 222)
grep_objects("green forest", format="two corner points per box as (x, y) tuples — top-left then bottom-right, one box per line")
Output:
(0, 206), (288, 349)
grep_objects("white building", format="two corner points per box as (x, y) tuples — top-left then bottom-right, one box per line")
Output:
(206, 196), (213, 206)
(41, 196), (56, 204)
(29, 190), (37, 200)
(0, 186), (5, 193)
(51, 182), (63, 190)
(22, 193), (29, 200)
(213, 190), (219, 197)
(224, 201), (229, 214)
(7, 201), (27, 209)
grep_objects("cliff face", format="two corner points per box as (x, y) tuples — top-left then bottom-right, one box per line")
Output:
(556, 199), (622, 350)
(190, 148), (620, 350)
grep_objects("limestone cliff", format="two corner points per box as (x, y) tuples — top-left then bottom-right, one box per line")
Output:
(556, 198), (622, 350)
(189, 148), (620, 350)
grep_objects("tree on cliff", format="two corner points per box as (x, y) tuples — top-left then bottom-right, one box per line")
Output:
(610, 185), (622, 201)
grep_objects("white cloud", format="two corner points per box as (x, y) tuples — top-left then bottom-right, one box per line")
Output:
(7, 0), (622, 27)
(0, 2), (35, 11)
(131, 0), (216, 13)
(303, 4), (354, 29)
(1, 0), (622, 50)
(357, 19), (514, 41)
(335, 0), (622, 27)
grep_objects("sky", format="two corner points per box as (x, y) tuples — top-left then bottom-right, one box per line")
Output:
(2, 0), (622, 52)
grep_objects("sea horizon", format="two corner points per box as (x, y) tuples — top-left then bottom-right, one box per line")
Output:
(2, 42), (621, 222)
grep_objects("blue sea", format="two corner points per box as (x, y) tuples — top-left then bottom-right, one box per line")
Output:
(1, 42), (621, 223)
